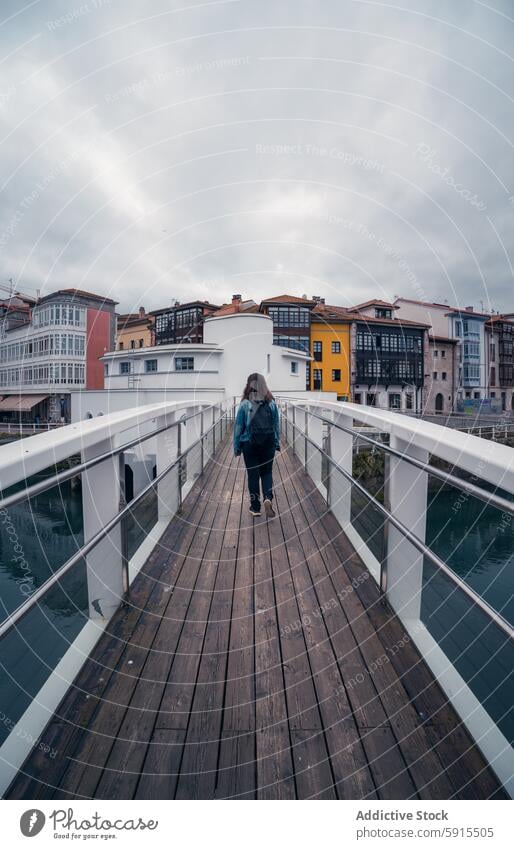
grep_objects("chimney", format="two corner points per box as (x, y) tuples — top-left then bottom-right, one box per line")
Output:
(232, 294), (242, 311)
(139, 306), (145, 318)
(465, 305), (474, 312)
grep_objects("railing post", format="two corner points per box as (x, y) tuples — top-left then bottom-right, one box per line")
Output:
(177, 417), (184, 511)
(118, 452), (130, 601)
(305, 408), (323, 490)
(325, 424), (332, 506)
(379, 452), (391, 599)
(185, 408), (202, 485)
(155, 412), (180, 524)
(384, 432), (429, 622)
(328, 410), (354, 528)
(200, 409), (205, 474)
(292, 405), (296, 455)
(293, 406), (306, 468)
(82, 437), (124, 621)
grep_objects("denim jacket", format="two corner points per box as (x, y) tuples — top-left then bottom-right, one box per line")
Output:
(233, 399), (280, 455)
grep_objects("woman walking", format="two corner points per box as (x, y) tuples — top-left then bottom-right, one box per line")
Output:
(233, 373), (281, 517)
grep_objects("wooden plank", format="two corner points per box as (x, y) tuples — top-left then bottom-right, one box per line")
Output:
(290, 729), (337, 799)
(215, 731), (256, 799)
(254, 513), (296, 799)
(174, 463), (242, 799)
(425, 725), (509, 800)
(223, 456), (255, 732)
(359, 727), (419, 800)
(267, 488), (323, 731)
(274, 457), (378, 800)
(135, 730), (185, 799)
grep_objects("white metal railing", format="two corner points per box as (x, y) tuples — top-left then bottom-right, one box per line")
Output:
(278, 396), (514, 797)
(0, 421), (64, 435)
(0, 397), (235, 795)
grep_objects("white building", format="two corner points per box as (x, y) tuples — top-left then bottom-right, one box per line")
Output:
(72, 311), (315, 421)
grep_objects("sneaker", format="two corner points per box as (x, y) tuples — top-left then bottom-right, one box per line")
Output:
(263, 498), (276, 518)
(249, 506), (261, 517)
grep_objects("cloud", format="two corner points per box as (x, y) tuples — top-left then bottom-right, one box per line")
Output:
(0, 0), (512, 313)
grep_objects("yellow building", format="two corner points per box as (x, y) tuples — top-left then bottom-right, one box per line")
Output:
(309, 304), (351, 398)
(115, 307), (153, 351)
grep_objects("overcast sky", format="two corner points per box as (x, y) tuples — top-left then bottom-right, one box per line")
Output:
(1, 0), (513, 314)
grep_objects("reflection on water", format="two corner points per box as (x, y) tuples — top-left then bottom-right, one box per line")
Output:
(0, 477), (87, 745)
(0, 477), (85, 620)
(427, 484), (514, 627)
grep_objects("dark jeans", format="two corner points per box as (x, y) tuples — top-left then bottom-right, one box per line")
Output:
(242, 437), (276, 509)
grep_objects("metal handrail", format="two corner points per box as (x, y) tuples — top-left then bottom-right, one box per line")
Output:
(0, 407), (232, 641)
(281, 407), (514, 642)
(281, 400), (514, 517)
(0, 402), (220, 512)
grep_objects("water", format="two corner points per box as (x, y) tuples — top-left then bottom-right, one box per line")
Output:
(427, 483), (514, 627)
(423, 484), (514, 744)
(0, 477), (87, 745)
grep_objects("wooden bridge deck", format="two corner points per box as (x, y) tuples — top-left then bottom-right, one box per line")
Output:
(7, 438), (506, 800)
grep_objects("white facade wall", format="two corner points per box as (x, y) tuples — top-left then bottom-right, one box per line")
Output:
(103, 344), (223, 392)
(203, 312), (309, 398)
(394, 299), (451, 337)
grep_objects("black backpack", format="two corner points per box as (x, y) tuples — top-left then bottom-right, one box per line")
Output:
(249, 400), (274, 446)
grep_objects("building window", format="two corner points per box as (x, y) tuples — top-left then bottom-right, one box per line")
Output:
(434, 350), (438, 358)
(119, 342), (124, 350)
(267, 353), (270, 373)
(441, 349), (446, 358)
(130, 339), (135, 349)
(104, 364), (109, 376)
(490, 367), (496, 385)
(433, 371), (437, 379)
(389, 393), (401, 409)
(290, 361), (298, 375)
(120, 361), (131, 374)
(175, 356), (194, 371)
(332, 368), (341, 381)
(139, 339), (144, 348)
(455, 321), (462, 336)
(375, 308), (392, 319)
(354, 392), (362, 404)
(313, 341), (322, 361)
(313, 368), (322, 390)
(405, 393), (413, 410)
(145, 359), (157, 372)
(331, 341), (341, 354)
(442, 371), (447, 381)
